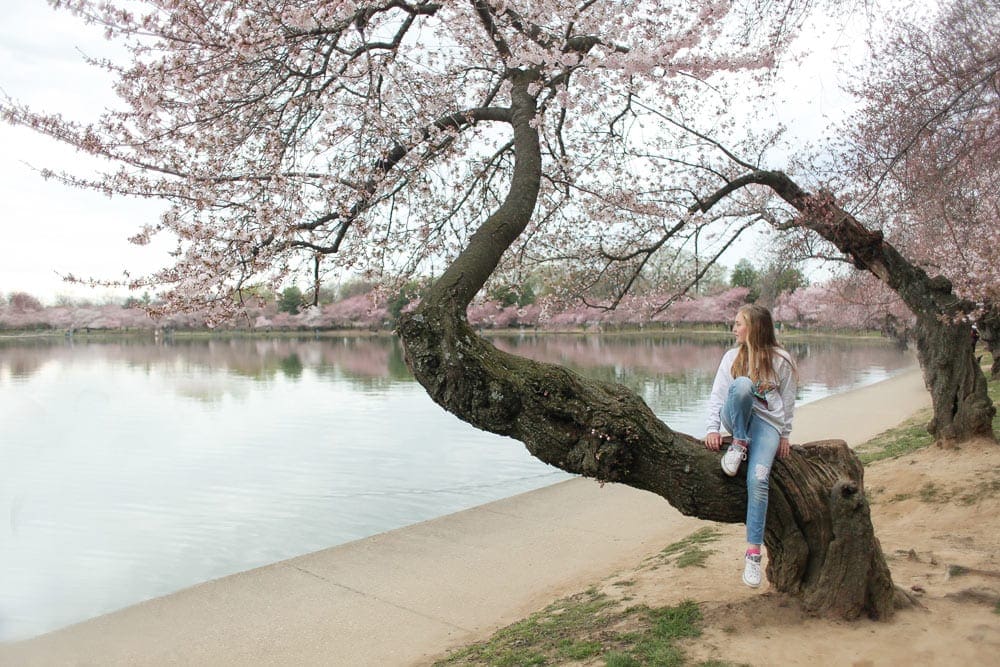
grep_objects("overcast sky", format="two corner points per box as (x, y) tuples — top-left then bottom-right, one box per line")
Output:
(0, 0), (872, 305)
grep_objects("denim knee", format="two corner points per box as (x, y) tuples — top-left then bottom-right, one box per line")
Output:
(730, 376), (754, 401)
(746, 463), (771, 501)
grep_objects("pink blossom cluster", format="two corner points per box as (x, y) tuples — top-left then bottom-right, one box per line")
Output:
(839, 0), (999, 315)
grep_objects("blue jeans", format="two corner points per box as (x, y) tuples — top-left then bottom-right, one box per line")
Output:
(721, 377), (780, 545)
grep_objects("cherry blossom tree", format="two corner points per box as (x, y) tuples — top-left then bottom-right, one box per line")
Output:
(842, 0), (999, 378)
(7, 292), (44, 313)
(773, 275), (913, 341)
(3, 0), (908, 618)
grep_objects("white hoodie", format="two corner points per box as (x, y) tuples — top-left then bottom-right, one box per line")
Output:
(704, 347), (796, 439)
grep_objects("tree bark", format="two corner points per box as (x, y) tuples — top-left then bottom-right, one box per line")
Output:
(914, 310), (993, 445)
(767, 443), (896, 620)
(878, 313), (910, 351)
(695, 171), (995, 445)
(396, 75), (899, 620)
(977, 308), (1000, 380)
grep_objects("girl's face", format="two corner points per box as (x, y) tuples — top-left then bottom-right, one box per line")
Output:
(733, 313), (749, 345)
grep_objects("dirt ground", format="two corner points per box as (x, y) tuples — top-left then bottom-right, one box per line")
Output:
(579, 437), (1000, 666)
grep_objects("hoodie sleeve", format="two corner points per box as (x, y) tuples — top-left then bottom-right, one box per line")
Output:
(776, 352), (796, 438)
(705, 349), (736, 436)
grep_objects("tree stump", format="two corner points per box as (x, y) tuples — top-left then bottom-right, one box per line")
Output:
(764, 440), (897, 620)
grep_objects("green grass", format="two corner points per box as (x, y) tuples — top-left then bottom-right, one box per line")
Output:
(433, 589), (611, 666)
(433, 593), (707, 666)
(979, 350), (1000, 436)
(990, 355), (1000, 435)
(857, 352), (999, 465)
(915, 477), (1000, 506)
(656, 526), (722, 568)
(675, 547), (714, 569)
(918, 481), (947, 503)
(855, 409), (935, 464)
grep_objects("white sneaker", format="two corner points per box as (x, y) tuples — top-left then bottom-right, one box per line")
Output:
(743, 552), (763, 588)
(721, 441), (747, 476)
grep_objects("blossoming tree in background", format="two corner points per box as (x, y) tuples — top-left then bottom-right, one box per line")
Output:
(839, 0), (1000, 380)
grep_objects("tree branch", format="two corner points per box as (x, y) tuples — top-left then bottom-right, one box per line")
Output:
(471, 0), (512, 60)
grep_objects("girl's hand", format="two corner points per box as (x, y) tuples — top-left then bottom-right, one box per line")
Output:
(778, 437), (791, 458)
(704, 432), (722, 451)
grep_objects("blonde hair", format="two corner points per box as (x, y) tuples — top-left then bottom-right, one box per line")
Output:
(730, 304), (792, 386)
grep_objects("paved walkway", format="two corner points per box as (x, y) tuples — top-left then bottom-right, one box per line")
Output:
(1, 368), (930, 666)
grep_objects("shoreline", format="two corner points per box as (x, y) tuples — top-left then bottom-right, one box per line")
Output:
(0, 324), (894, 342)
(1, 368), (932, 666)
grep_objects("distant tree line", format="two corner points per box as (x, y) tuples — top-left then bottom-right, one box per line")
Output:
(0, 260), (911, 338)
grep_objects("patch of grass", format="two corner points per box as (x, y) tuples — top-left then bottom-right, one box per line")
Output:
(856, 409), (935, 464)
(948, 564), (972, 578)
(435, 595), (707, 667)
(434, 589), (616, 666)
(918, 481), (954, 503)
(995, 598), (1000, 615)
(958, 475), (1000, 505)
(629, 641), (684, 666)
(605, 653), (641, 667)
(612, 600), (702, 667)
(557, 638), (602, 660)
(675, 546), (714, 568)
(657, 526), (722, 569)
(660, 526), (722, 556)
(650, 600), (702, 640)
(987, 354), (1000, 435)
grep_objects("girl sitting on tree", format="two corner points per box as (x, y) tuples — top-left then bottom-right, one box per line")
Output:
(704, 304), (797, 588)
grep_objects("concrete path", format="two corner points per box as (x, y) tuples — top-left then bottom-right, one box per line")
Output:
(1, 368), (930, 666)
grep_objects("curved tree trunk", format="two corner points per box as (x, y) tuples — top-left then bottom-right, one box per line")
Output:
(696, 171), (995, 445)
(399, 305), (899, 619)
(766, 443), (896, 619)
(397, 72), (898, 620)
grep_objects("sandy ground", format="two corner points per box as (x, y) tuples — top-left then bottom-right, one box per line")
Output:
(502, 435), (1000, 667)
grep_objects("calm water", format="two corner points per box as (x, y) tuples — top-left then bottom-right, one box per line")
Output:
(0, 333), (913, 641)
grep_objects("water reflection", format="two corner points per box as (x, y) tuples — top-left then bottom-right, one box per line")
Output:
(0, 333), (913, 642)
(0, 332), (911, 392)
